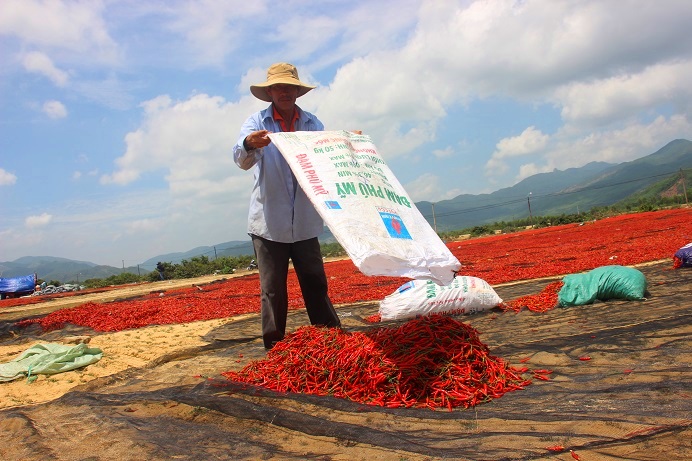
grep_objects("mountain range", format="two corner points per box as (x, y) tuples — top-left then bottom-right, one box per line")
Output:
(2, 139), (690, 283)
(416, 138), (691, 230)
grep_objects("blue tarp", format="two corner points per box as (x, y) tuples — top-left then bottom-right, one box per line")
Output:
(0, 274), (37, 294)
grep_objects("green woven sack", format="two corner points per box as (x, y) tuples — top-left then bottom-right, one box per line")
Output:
(558, 265), (647, 307)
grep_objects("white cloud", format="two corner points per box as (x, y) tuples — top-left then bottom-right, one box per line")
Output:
(22, 51), (69, 86)
(432, 146), (455, 159)
(164, 0), (266, 67)
(101, 93), (245, 192)
(516, 163), (553, 182)
(0, 0), (120, 64)
(272, 0), (419, 67)
(314, 56), (445, 159)
(313, 0), (692, 168)
(42, 100), (67, 118)
(0, 168), (18, 186)
(406, 0), (692, 99)
(548, 114), (692, 170)
(509, 114), (692, 183)
(25, 213), (52, 229)
(98, 92), (257, 251)
(556, 60), (692, 127)
(309, 1), (690, 166)
(72, 76), (138, 110)
(404, 172), (462, 203)
(125, 218), (163, 234)
(493, 127), (549, 159)
(485, 127), (549, 177)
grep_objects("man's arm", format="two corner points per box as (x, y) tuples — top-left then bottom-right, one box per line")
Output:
(233, 117), (270, 170)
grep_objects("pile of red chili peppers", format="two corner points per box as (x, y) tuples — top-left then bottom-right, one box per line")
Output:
(222, 315), (536, 410)
(501, 281), (565, 313)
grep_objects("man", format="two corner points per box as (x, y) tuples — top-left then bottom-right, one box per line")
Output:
(156, 262), (165, 281)
(233, 63), (341, 350)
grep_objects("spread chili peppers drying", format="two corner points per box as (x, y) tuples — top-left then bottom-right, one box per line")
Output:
(502, 281), (564, 313)
(222, 315), (533, 410)
(9, 208), (689, 332)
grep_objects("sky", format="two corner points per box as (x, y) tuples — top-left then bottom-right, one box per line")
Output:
(1, 0), (691, 269)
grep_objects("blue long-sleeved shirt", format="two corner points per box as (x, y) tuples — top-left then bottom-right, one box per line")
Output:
(233, 105), (325, 243)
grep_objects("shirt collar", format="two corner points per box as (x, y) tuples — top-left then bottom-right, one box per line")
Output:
(271, 105), (301, 132)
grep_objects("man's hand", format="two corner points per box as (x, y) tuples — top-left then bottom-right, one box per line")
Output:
(244, 130), (272, 150)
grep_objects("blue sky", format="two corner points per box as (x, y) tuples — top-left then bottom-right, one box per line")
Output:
(1, 0), (691, 268)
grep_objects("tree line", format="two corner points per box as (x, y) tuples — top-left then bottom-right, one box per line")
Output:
(75, 242), (347, 289)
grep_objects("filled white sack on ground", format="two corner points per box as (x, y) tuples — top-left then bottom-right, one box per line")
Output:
(379, 275), (503, 321)
(270, 131), (460, 286)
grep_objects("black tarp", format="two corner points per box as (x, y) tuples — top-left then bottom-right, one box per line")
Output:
(0, 262), (690, 460)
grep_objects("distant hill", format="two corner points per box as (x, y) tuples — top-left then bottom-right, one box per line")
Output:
(3, 139), (690, 283)
(139, 240), (253, 267)
(0, 256), (138, 283)
(614, 167), (691, 208)
(417, 139), (692, 230)
(0, 241), (254, 282)
(416, 160), (616, 230)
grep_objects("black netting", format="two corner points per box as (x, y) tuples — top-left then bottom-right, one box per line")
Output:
(0, 262), (690, 460)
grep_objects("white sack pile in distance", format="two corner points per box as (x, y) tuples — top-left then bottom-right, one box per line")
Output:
(379, 276), (503, 321)
(269, 131), (460, 286)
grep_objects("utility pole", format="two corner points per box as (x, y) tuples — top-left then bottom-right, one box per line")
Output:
(681, 168), (689, 206)
(214, 246), (218, 260)
(527, 192), (533, 225)
(431, 203), (438, 233)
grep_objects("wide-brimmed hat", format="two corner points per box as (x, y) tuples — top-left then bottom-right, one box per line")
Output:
(250, 63), (316, 102)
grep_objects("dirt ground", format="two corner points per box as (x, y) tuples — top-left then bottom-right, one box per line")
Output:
(0, 261), (690, 460)
(0, 272), (253, 409)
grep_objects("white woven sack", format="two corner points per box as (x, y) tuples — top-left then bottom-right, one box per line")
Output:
(379, 275), (503, 321)
(270, 131), (460, 285)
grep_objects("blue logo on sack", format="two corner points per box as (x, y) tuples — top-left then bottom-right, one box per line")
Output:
(324, 201), (341, 210)
(379, 212), (412, 239)
(397, 281), (416, 293)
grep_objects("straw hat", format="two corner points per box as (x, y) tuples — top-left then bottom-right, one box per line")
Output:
(250, 63), (316, 102)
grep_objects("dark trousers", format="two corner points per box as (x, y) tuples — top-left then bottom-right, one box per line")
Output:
(251, 235), (340, 349)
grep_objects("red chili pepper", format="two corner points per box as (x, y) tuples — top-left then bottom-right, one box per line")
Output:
(579, 356), (591, 361)
(571, 450), (581, 460)
(545, 445), (565, 452)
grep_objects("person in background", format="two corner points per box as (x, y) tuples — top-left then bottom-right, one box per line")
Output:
(156, 262), (165, 281)
(233, 63), (341, 350)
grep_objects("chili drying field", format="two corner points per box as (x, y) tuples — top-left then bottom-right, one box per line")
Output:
(0, 208), (690, 461)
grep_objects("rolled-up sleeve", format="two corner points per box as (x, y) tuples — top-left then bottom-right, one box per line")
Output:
(233, 116), (264, 170)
